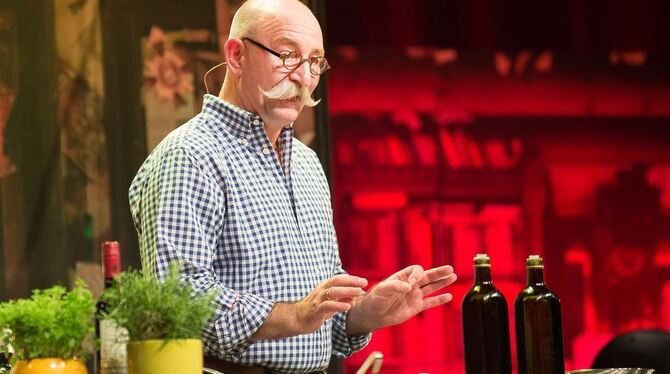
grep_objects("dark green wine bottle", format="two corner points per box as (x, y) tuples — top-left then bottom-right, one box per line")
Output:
(515, 255), (565, 374)
(462, 254), (512, 374)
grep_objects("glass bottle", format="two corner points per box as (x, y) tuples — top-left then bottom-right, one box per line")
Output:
(462, 254), (512, 374)
(514, 255), (565, 374)
(96, 241), (128, 374)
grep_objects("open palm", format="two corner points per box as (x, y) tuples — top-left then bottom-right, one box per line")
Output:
(349, 265), (457, 332)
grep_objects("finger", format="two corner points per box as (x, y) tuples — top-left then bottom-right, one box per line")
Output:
(327, 274), (368, 288)
(327, 286), (366, 301)
(418, 265), (455, 287)
(406, 265), (424, 287)
(421, 273), (457, 296)
(393, 265), (424, 284)
(373, 279), (413, 296)
(421, 292), (454, 312)
(316, 300), (352, 315)
(390, 265), (414, 281)
(338, 297), (356, 305)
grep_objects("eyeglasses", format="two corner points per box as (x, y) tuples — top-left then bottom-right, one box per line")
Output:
(242, 37), (330, 76)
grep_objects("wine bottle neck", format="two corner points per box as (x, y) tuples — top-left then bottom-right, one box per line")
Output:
(103, 261), (120, 281)
(527, 267), (544, 286)
(474, 265), (492, 284)
(103, 278), (115, 289)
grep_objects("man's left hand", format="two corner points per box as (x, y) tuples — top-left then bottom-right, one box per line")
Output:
(346, 264), (457, 335)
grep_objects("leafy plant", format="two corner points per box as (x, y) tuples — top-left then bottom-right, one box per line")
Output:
(101, 267), (216, 341)
(0, 281), (95, 361)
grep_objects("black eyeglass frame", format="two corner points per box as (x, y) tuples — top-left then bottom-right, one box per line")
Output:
(241, 37), (330, 76)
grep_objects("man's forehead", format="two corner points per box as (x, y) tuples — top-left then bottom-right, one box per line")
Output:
(272, 35), (324, 55)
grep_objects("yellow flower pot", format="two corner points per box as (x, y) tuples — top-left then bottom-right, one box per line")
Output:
(127, 339), (202, 374)
(11, 358), (87, 374)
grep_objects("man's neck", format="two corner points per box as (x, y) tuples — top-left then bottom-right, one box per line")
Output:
(219, 81), (249, 116)
(265, 124), (284, 147)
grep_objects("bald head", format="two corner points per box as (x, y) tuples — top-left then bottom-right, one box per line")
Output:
(220, 0), (325, 130)
(230, 0), (319, 39)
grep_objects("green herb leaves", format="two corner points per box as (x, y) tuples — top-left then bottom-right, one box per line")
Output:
(0, 280), (95, 361)
(100, 266), (216, 341)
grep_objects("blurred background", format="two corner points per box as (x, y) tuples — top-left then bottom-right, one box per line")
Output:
(1, 0), (669, 373)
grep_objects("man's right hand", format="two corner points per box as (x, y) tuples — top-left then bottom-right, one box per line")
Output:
(293, 274), (368, 334)
(250, 274), (368, 340)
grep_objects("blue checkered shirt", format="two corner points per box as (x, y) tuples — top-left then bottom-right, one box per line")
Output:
(129, 95), (371, 373)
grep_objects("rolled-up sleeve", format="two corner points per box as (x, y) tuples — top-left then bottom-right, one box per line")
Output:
(207, 290), (274, 359)
(331, 311), (372, 357)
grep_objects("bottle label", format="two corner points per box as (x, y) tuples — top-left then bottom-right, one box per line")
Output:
(100, 319), (129, 374)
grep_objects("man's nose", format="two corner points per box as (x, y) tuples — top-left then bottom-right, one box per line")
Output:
(289, 60), (314, 87)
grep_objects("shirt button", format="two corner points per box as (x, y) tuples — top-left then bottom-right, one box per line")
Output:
(252, 119), (260, 126)
(262, 147), (271, 155)
(242, 139), (249, 145)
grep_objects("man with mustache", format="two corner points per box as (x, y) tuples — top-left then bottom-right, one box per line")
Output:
(129, 0), (457, 373)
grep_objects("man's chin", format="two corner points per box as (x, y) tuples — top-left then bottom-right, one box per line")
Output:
(270, 104), (303, 125)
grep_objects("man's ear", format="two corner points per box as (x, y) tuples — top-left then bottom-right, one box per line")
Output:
(224, 38), (245, 74)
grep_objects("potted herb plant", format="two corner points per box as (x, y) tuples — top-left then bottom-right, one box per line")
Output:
(100, 267), (216, 374)
(0, 281), (95, 374)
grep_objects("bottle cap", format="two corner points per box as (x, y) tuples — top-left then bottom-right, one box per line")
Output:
(473, 253), (491, 266)
(526, 254), (544, 268)
(102, 241), (121, 279)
